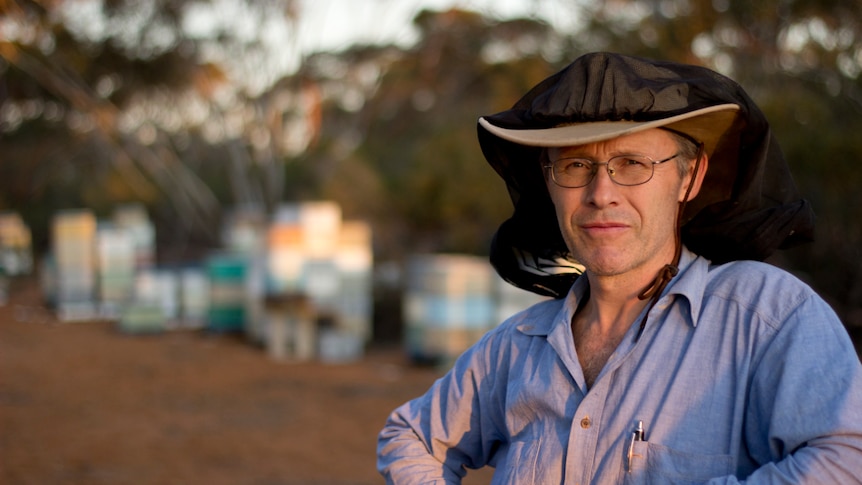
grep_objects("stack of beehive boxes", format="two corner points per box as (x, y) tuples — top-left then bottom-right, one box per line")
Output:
(96, 222), (136, 320)
(0, 212), (33, 304)
(263, 201), (373, 362)
(0, 211), (33, 277)
(403, 254), (496, 365)
(50, 210), (98, 321)
(46, 206), (162, 327)
(403, 253), (550, 367)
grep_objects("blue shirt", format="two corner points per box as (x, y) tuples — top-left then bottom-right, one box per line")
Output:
(378, 248), (862, 484)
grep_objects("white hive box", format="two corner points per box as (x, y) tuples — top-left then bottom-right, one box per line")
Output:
(179, 267), (209, 329)
(298, 201), (341, 258)
(96, 225), (136, 319)
(0, 211), (33, 276)
(51, 209), (98, 320)
(112, 204), (156, 270)
(404, 254), (495, 366)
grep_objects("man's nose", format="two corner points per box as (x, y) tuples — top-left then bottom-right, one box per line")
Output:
(584, 163), (620, 206)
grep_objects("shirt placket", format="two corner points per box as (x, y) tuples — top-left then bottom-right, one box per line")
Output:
(563, 379), (609, 485)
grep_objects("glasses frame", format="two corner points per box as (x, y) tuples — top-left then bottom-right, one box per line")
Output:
(543, 153), (681, 189)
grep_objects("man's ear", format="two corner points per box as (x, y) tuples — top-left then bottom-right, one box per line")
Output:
(681, 153), (709, 202)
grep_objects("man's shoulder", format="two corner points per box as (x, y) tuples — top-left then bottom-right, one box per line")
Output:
(700, 258), (821, 323)
(706, 259), (810, 291)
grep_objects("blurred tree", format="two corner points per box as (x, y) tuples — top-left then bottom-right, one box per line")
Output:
(2, 0), (214, 250)
(0, 0), (304, 257)
(297, 9), (566, 259)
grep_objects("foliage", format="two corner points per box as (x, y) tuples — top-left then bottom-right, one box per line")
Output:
(1, 0), (861, 323)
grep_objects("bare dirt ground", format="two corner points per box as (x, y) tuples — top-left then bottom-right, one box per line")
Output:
(0, 279), (494, 485)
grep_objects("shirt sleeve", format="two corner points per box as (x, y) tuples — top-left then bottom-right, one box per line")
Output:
(708, 294), (862, 484)
(377, 332), (504, 484)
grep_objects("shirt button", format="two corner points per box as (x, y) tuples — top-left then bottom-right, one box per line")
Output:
(580, 416), (591, 429)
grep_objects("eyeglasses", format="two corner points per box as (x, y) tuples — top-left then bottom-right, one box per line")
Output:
(544, 153), (680, 188)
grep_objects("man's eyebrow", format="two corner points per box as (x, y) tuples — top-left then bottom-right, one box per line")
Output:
(551, 148), (650, 159)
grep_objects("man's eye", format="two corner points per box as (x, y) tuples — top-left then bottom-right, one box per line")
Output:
(621, 157), (649, 167)
(560, 159), (590, 170)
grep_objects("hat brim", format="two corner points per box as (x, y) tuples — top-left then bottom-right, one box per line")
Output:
(478, 103), (741, 155)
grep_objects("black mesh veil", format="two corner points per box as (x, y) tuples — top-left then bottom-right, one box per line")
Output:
(479, 52), (815, 298)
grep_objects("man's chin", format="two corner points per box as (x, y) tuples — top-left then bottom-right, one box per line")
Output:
(578, 256), (632, 278)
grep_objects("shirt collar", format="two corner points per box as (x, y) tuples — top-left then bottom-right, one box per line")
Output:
(514, 275), (589, 337)
(514, 246), (710, 336)
(663, 246), (709, 328)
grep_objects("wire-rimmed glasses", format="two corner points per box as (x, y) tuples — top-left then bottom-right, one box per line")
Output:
(544, 153), (680, 188)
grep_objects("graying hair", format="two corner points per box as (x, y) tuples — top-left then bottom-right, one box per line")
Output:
(664, 129), (702, 177)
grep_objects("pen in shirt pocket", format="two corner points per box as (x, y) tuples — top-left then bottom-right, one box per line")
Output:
(626, 420), (645, 473)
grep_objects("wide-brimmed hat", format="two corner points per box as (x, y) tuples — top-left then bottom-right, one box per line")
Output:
(479, 52), (815, 298)
(479, 103), (740, 154)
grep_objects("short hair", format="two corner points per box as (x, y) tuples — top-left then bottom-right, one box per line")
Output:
(663, 129), (702, 177)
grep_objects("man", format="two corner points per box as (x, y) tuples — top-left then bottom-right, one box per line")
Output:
(378, 52), (862, 483)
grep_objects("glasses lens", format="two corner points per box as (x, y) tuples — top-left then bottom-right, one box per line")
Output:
(608, 156), (655, 186)
(552, 158), (594, 187)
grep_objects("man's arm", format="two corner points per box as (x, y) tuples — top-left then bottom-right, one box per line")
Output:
(377, 338), (501, 484)
(711, 295), (862, 484)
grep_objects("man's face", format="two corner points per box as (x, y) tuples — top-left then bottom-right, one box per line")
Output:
(546, 128), (699, 279)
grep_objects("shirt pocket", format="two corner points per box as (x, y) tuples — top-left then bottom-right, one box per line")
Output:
(623, 440), (734, 485)
(491, 439), (541, 485)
